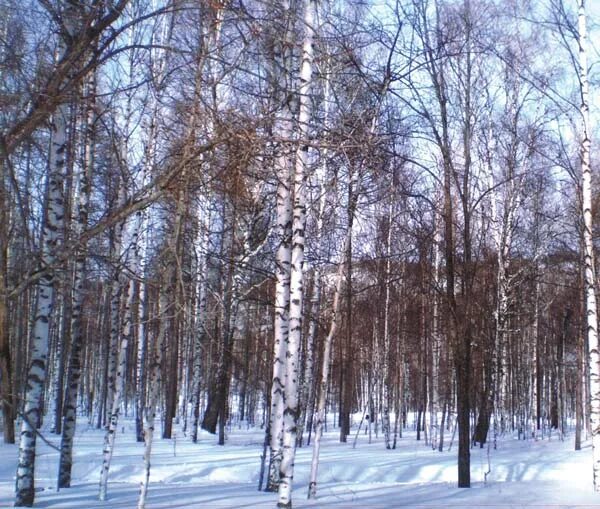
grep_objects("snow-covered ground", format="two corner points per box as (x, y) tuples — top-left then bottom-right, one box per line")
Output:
(1, 417), (599, 508)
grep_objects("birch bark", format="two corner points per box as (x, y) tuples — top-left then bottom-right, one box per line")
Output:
(577, 0), (600, 490)
(277, 0), (316, 506)
(381, 200), (393, 450)
(267, 0), (294, 490)
(308, 212), (354, 500)
(137, 283), (169, 509)
(192, 210), (210, 443)
(430, 209), (442, 451)
(98, 194), (142, 500)
(58, 69), (96, 488)
(15, 14), (73, 499)
(297, 60), (331, 449)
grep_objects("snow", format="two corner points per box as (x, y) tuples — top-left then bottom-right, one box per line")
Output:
(1, 418), (599, 508)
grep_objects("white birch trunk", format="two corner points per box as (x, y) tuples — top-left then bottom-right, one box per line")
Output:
(15, 75), (69, 509)
(134, 221), (150, 443)
(58, 70), (96, 488)
(297, 55), (331, 450)
(277, 1), (315, 506)
(134, 260), (148, 435)
(381, 200), (393, 450)
(267, 6), (294, 490)
(137, 288), (169, 509)
(266, 137), (292, 477)
(106, 213), (125, 425)
(577, 0), (600, 490)
(297, 270), (319, 446)
(192, 209), (210, 443)
(308, 224), (352, 500)
(431, 209), (442, 450)
(135, 100), (159, 443)
(98, 207), (142, 500)
(98, 274), (135, 501)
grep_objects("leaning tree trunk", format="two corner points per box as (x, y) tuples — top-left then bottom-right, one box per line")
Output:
(98, 207), (142, 501)
(308, 212), (353, 500)
(308, 150), (366, 499)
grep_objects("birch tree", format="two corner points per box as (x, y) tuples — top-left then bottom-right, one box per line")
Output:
(575, 0), (600, 490)
(58, 68), (96, 488)
(308, 167), (361, 498)
(0, 7), (15, 447)
(276, 0), (316, 505)
(267, 0), (295, 491)
(137, 255), (172, 509)
(98, 177), (144, 500)
(15, 5), (77, 504)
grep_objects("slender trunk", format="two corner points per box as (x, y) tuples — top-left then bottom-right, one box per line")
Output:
(308, 158), (363, 498)
(98, 199), (142, 500)
(296, 272), (319, 448)
(532, 278), (540, 434)
(381, 200), (393, 450)
(53, 294), (70, 435)
(0, 153), (14, 444)
(58, 70), (96, 487)
(135, 269), (148, 443)
(340, 175), (355, 444)
(192, 213), (210, 443)
(137, 288), (169, 509)
(106, 250), (123, 426)
(98, 275), (135, 501)
(308, 225), (352, 499)
(577, 0), (600, 490)
(576, 257), (585, 450)
(431, 209), (442, 450)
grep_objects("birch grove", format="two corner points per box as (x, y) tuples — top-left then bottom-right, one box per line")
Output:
(1, 0), (600, 506)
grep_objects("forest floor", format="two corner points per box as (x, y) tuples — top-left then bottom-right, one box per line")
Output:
(0, 416), (599, 508)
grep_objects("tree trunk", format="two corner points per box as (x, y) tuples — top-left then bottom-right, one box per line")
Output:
(0, 154), (14, 444)
(276, 1), (315, 505)
(577, 0), (600, 490)
(308, 219), (352, 500)
(98, 195), (142, 500)
(266, 0), (294, 486)
(137, 286), (169, 509)
(98, 275), (135, 501)
(58, 70), (96, 487)
(15, 74), (69, 507)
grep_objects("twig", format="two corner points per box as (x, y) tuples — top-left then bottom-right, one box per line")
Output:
(18, 410), (61, 452)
